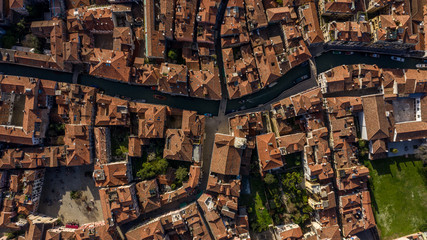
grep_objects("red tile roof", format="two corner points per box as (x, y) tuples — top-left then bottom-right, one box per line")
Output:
(210, 133), (242, 176)
(256, 133), (283, 173)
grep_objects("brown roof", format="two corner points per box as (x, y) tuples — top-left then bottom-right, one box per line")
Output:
(329, 21), (371, 42)
(277, 132), (306, 155)
(188, 70), (222, 100)
(182, 110), (205, 137)
(244, 0), (268, 31)
(135, 179), (162, 214)
(298, 2), (324, 44)
(0, 147), (64, 169)
(125, 219), (165, 240)
(99, 184), (140, 225)
(210, 133), (242, 176)
(188, 165), (201, 189)
(93, 161), (130, 187)
(394, 121), (427, 142)
(362, 95), (390, 141)
(158, 63), (188, 96)
(266, 7), (297, 23)
(256, 133), (283, 173)
(206, 175), (241, 197)
(64, 124), (91, 166)
(88, 49), (131, 83)
(95, 94), (129, 126)
(139, 105), (167, 139)
(163, 129), (193, 162)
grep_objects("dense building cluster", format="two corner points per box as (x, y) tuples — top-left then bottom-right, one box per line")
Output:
(0, 74), (210, 239)
(0, 0), (425, 101)
(0, 0), (426, 238)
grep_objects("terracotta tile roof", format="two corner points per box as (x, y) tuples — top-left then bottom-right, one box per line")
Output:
(404, 69), (427, 94)
(255, 49), (281, 87)
(158, 63), (188, 96)
(320, 65), (352, 93)
(163, 129), (194, 162)
(55, 83), (96, 125)
(277, 224), (303, 239)
(222, 45), (260, 99)
(9, 0), (24, 9)
(198, 0), (219, 25)
(161, 186), (188, 205)
(174, 0), (198, 42)
(143, 0), (170, 59)
(30, 20), (63, 38)
(229, 112), (264, 149)
(128, 136), (142, 157)
(393, 121), (427, 142)
(287, 40), (312, 68)
(206, 175), (241, 197)
(362, 95), (390, 141)
(244, 0), (268, 31)
(182, 110), (206, 137)
(93, 161), (131, 187)
(65, 0), (90, 9)
(298, 2), (324, 44)
(374, 15), (417, 44)
(75, 221), (117, 240)
(210, 133), (242, 176)
(113, 27), (133, 52)
(326, 96), (363, 118)
(88, 49), (131, 83)
(95, 94), (129, 126)
(135, 179), (162, 214)
(0, 147), (65, 169)
(266, 7), (297, 23)
(323, 0), (356, 15)
(336, 166), (369, 192)
(277, 132), (306, 155)
(256, 133), (283, 173)
(125, 219), (165, 240)
(330, 117), (357, 149)
(134, 64), (160, 86)
(94, 127), (111, 164)
(333, 141), (358, 170)
(197, 193), (229, 240)
(0, 75), (53, 145)
(188, 165), (201, 189)
(64, 124), (92, 166)
(138, 105), (167, 139)
(329, 21), (371, 42)
(99, 184), (140, 225)
(188, 69), (222, 100)
(339, 191), (376, 237)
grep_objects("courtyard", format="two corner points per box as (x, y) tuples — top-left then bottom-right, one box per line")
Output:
(364, 156), (427, 239)
(38, 165), (103, 225)
(392, 98), (415, 123)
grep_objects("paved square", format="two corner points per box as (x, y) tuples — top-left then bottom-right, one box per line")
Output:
(38, 165), (103, 225)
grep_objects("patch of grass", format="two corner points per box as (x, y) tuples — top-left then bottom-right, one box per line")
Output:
(241, 175), (273, 233)
(364, 157), (427, 239)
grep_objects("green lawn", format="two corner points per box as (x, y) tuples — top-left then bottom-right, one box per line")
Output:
(364, 157), (427, 239)
(240, 176), (273, 233)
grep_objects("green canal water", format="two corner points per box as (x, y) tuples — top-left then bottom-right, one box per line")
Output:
(0, 51), (423, 115)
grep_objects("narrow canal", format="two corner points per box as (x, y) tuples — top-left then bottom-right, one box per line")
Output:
(0, 51), (423, 115)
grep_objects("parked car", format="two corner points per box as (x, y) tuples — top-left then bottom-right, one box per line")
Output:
(370, 54), (380, 58)
(332, 51), (342, 55)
